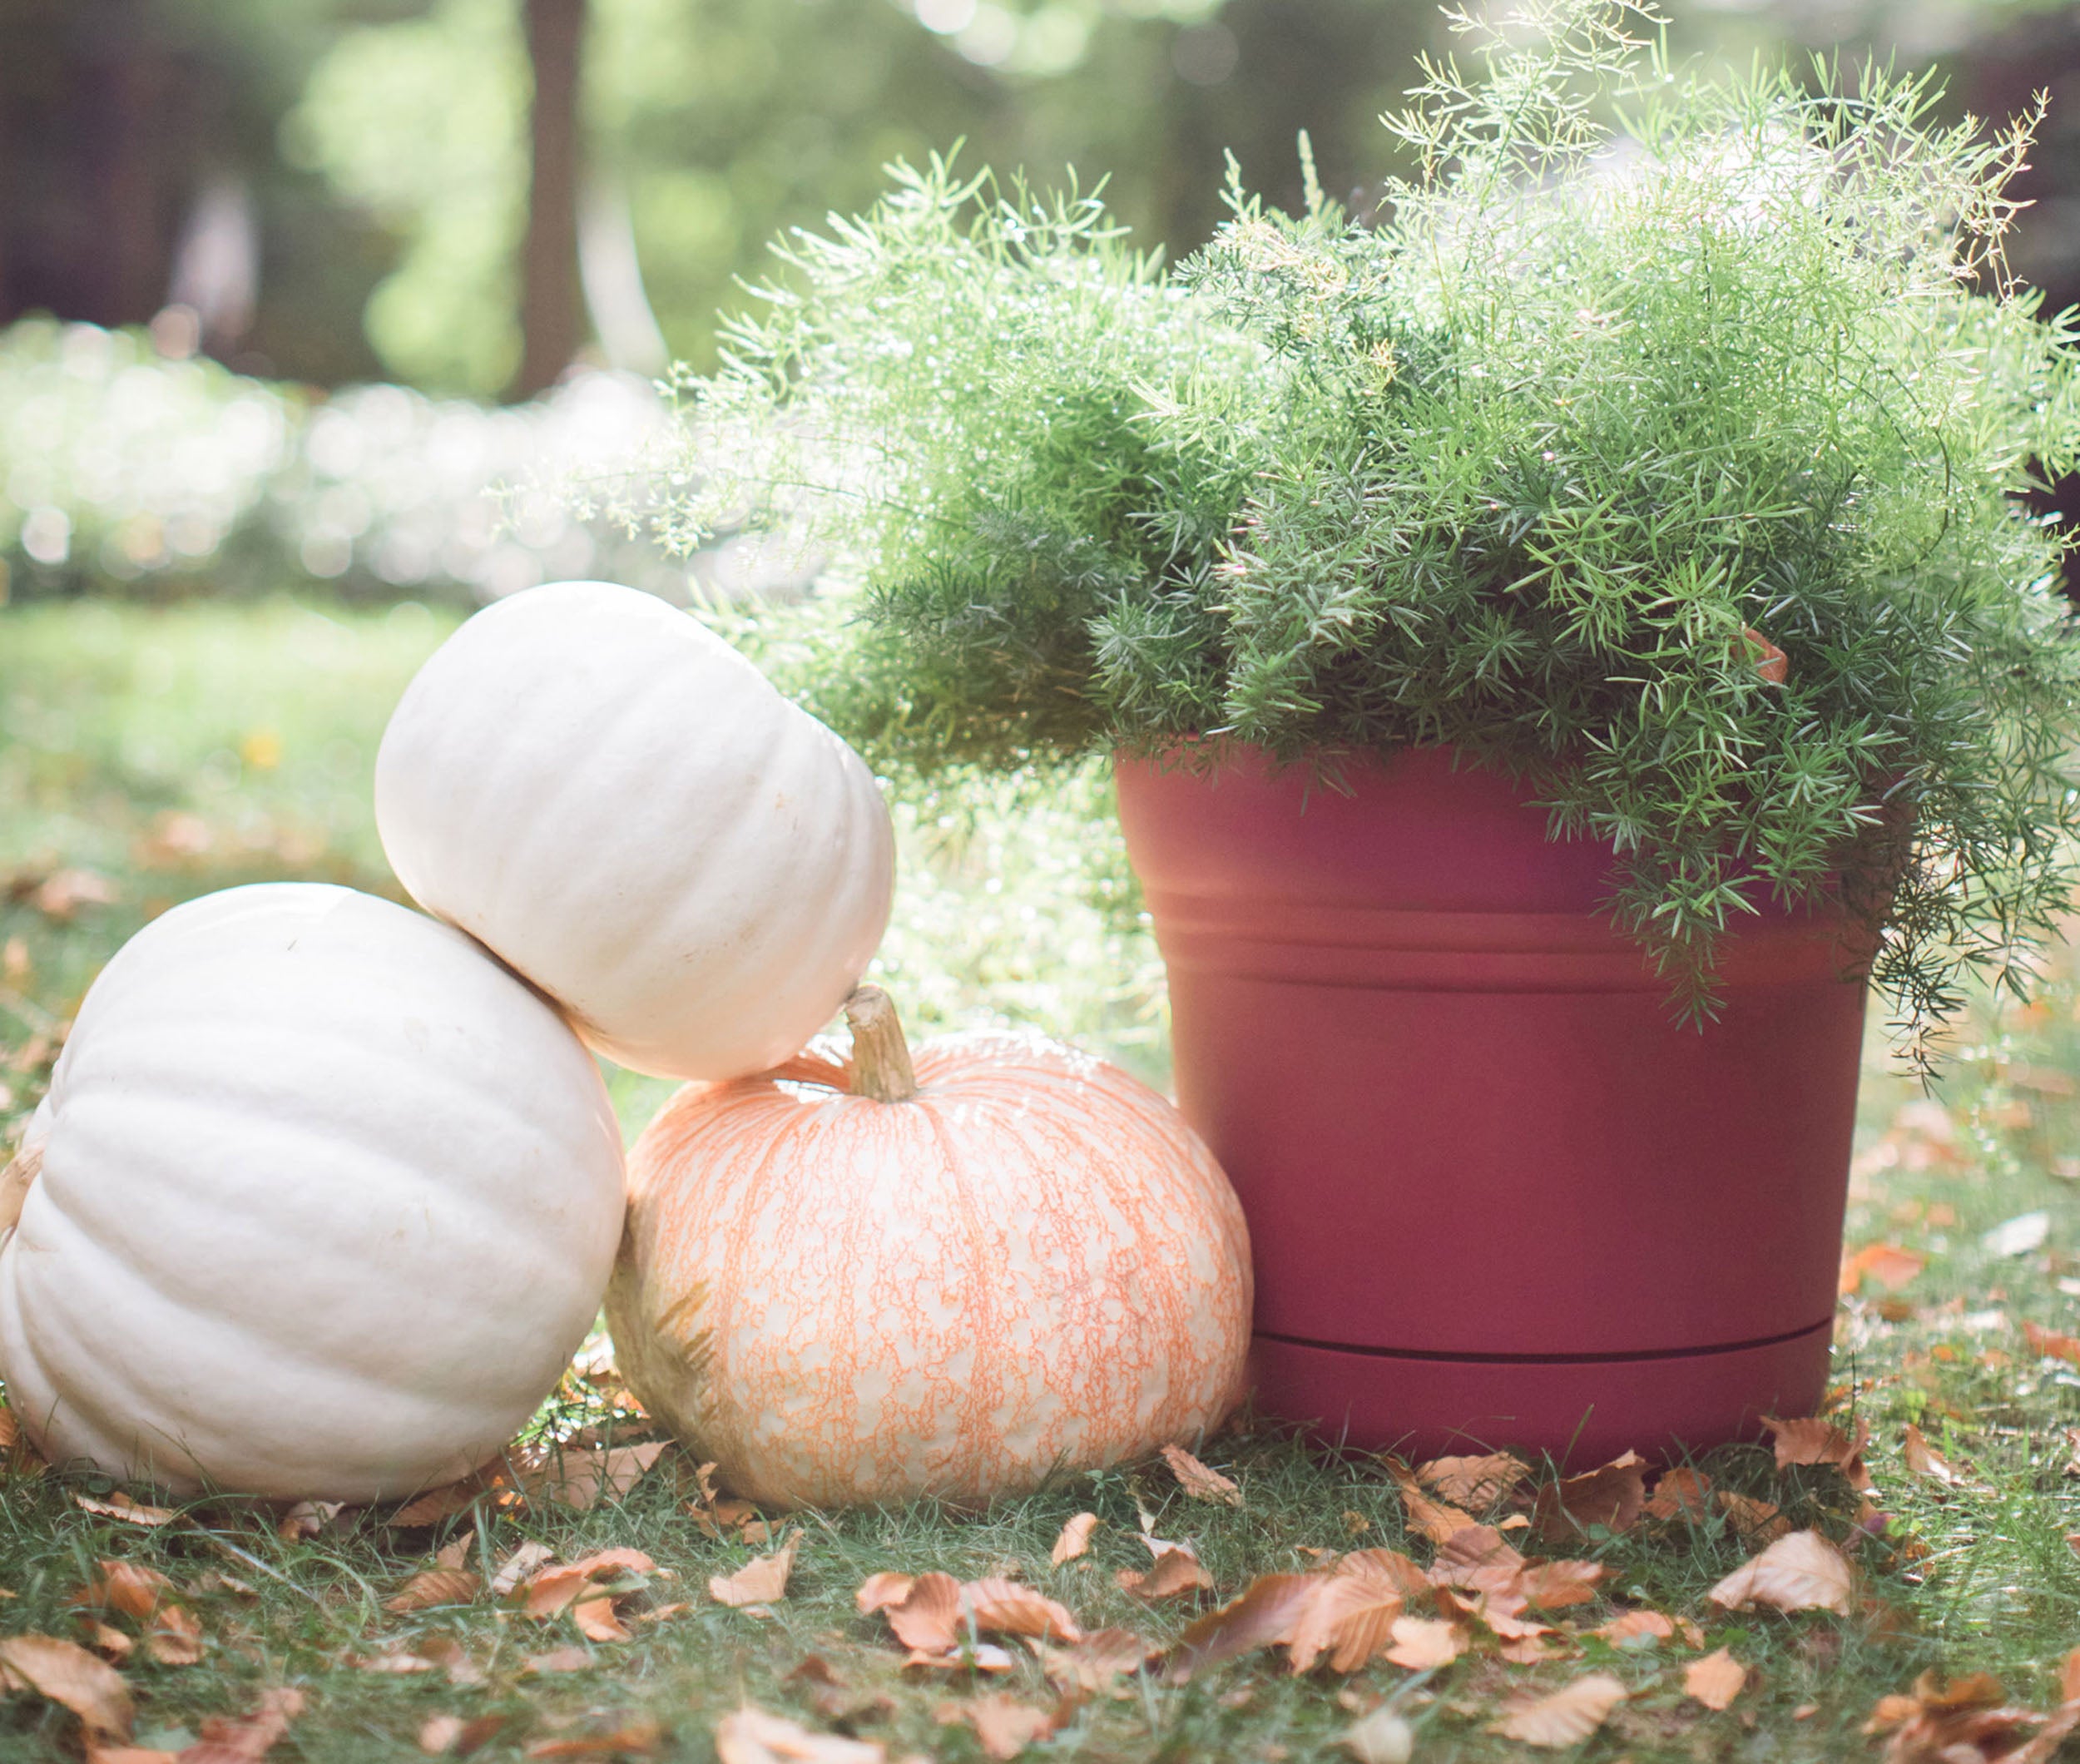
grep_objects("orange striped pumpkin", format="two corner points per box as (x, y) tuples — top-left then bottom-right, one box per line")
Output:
(606, 987), (1253, 1508)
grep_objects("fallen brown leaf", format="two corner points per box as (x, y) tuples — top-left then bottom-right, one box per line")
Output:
(1286, 1550), (1425, 1674)
(1644, 1467), (1714, 1522)
(877, 1573), (962, 1653)
(0, 1634), (134, 1738)
(899, 1643), (1017, 1674)
(1168, 1574), (1321, 1680)
(1762, 1415), (1873, 1490)
(709, 1532), (800, 1609)
(72, 1493), (176, 1529)
(1515, 1560), (1609, 1611)
(275, 1499), (345, 1543)
(1428, 1525), (1524, 1585)
(1050, 1514), (1098, 1565)
(393, 1474), (493, 1527)
(1717, 1491), (1791, 1542)
(1340, 1703), (1415, 1764)
(1488, 1672), (1627, 1747)
(524, 1719), (665, 1758)
(1029, 1628), (1152, 1695)
(1902, 1424), (1964, 1489)
(853, 1573), (914, 1616)
(492, 1541), (558, 1598)
(82, 1621), (132, 1662)
(1840, 1242), (1927, 1296)
(1592, 1609), (1677, 1648)
(1384, 1459), (1478, 1544)
(1864, 1671), (2053, 1764)
(1414, 1452), (1528, 1509)
(1707, 1529), (1856, 1614)
(532, 1442), (667, 1512)
(522, 1648), (595, 1675)
(2025, 1321), (2080, 1368)
(712, 1705), (886, 1763)
(174, 1686), (304, 1764)
(28, 869), (119, 921)
(73, 1562), (176, 1623)
(963, 1578), (1080, 1643)
(1685, 1648), (1748, 1710)
(1116, 1548), (1212, 1602)
(384, 1568), (479, 1614)
(958, 1692), (1055, 1760)
(144, 1603), (204, 1667)
(573, 1597), (631, 1643)
(522, 1549), (661, 1617)
(418, 1714), (508, 1757)
(1529, 1452), (1647, 1545)
(1161, 1444), (1241, 1507)
(1383, 1616), (1467, 1670)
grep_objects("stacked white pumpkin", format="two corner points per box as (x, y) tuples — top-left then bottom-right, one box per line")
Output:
(0, 579), (1250, 1507)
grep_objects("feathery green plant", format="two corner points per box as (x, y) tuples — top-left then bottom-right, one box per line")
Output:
(657, 0), (2080, 1063)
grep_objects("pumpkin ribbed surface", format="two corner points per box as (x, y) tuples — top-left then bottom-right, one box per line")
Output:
(374, 579), (894, 1080)
(0, 884), (626, 1500)
(607, 1013), (1253, 1508)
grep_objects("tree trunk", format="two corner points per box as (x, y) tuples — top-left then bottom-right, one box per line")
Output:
(513, 0), (586, 399)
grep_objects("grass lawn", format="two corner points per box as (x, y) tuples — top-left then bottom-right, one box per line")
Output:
(2, 597), (2080, 1762)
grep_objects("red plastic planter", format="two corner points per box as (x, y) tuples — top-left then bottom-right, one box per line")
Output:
(1113, 745), (1867, 1466)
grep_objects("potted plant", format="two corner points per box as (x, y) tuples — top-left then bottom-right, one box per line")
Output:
(644, 0), (2080, 1461)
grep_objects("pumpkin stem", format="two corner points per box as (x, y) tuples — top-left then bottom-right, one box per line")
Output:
(0, 1141), (40, 1236)
(844, 985), (919, 1104)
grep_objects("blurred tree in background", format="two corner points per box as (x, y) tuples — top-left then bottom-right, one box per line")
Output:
(4, 0), (2080, 399)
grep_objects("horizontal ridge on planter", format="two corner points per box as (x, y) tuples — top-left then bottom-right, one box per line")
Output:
(1115, 744), (1869, 1466)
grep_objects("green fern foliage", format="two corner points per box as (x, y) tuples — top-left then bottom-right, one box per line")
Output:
(657, 0), (2080, 1061)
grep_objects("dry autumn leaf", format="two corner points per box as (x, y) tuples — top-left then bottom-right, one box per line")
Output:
(1428, 1526), (1524, 1585)
(572, 1597), (630, 1643)
(1489, 1672), (1627, 1747)
(532, 1442), (667, 1512)
(418, 1713), (508, 1757)
(524, 1720), (665, 1758)
(1050, 1514), (1098, 1565)
(523, 1549), (662, 1618)
(963, 1578), (1080, 1643)
(1384, 1459), (1478, 1544)
(171, 1686), (305, 1764)
(392, 1474), (493, 1527)
(1286, 1553), (1419, 1675)
(1903, 1424), (1964, 1488)
(1341, 1703), (1414, 1764)
(958, 1692), (1055, 1761)
(1529, 1452), (1647, 1545)
(1592, 1609), (1678, 1648)
(2023, 1321), (2080, 1368)
(853, 1573), (915, 1616)
(1686, 1648), (1748, 1710)
(492, 1541), (558, 1599)
(1029, 1628), (1153, 1695)
(384, 1568), (480, 1614)
(521, 1647), (595, 1676)
(1116, 1548), (1213, 1602)
(709, 1532), (800, 1609)
(1383, 1615), (1468, 1671)
(1415, 1452), (1528, 1509)
(72, 1492), (176, 1529)
(0, 1634), (134, 1739)
(1840, 1241), (1926, 1296)
(1763, 1415), (1873, 1490)
(27, 869), (119, 921)
(73, 1561), (175, 1623)
(1718, 1491), (1791, 1542)
(145, 1603), (205, 1667)
(713, 1705), (886, 1764)
(1169, 1573), (1322, 1680)
(1516, 1560), (1610, 1611)
(1644, 1467), (1714, 1522)
(1161, 1444), (1241, 1506)
(1707, 1529), (1856, 1614)
(873, 1572), (962, 1653)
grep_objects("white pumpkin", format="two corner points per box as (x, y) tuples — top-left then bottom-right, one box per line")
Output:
(374, 580), (894, 1081)
(0, 884), (626, 1500)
